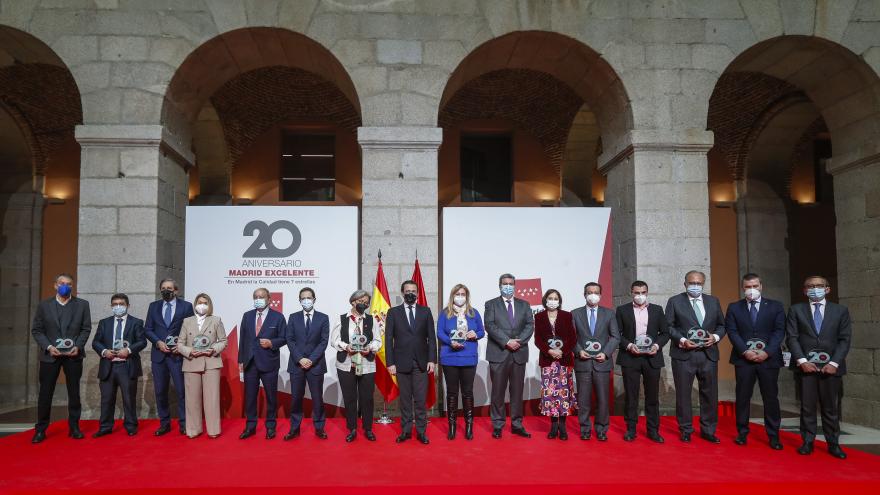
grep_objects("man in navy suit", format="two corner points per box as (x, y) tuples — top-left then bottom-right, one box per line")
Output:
(238, 287), (287, 440)
(284, 287), (330, 440)
(92, 293), (147, 437)
(725, 273), (785, 450)
(144, 278), (193, 436)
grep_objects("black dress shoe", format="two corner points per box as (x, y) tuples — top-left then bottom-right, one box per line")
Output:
(700, 433), (720, 444)
(680, 432), (691, 443)
(769, 437), (783, 450)
(558, 428), (568, 441)
(179, 425), (186, 435)
(365, 430), (376, 441)
(648, 431), (665, 444)
(283, 429), (300, 441)
(315, 429), (328, 439)
(417, 432), (430, 444)
(396, 433), (411, 443)
(154, 424), (171, 436)
(265, 429), (276, 440)
(239, 429), (256, 440)
(69, 429), (84, 440)
(127, 429), (137, 437)
(92, 430), (112, 438)
(511, 427), (531, 438)
(346, 430), (357, 442)
(31, 431), (46, 444)
(581, 432), (591, 441)
(597, 432), (607, 442)
(623, 431), (636, 442)
(492, 428), (502, 439)
(828, 444), (847, 459)
(797, 441), (814, 455)
(734, 433), (747, 445)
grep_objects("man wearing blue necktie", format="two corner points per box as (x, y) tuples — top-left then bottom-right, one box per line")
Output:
(786, 275), (852, 459)
(284, 287), (329, 441)
(92, 294), (147, 437)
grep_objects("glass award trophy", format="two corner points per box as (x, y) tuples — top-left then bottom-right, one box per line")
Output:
(451, 318), (468, 345)
(635, 334), (654, 353)
(583, 339), (602, 357)
(350, 333), (369, 352)
(164, 335), (179, 350)
(547, 337), (563, 350)
(112, 339), (130, 352)
(807, 349), (831, 365)
(745, 338), (766, 352)
(687, 326), (709, 347)
(54, 338), (75, 355)
(192, 334), (213, 353)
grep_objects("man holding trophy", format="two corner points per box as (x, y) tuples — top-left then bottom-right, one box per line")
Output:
(725, 273), (785, 450)
(666, 270), (726, 444)
(30, 273), (92, 443)
(616, 281), (669, 443)
(92, 293), (147, 437)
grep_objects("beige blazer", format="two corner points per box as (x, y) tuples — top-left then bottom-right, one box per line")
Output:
(177, 314), (227, 372)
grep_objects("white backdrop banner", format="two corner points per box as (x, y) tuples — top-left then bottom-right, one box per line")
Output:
(441, 207), (612, 407)
(184, 206), (359, 415)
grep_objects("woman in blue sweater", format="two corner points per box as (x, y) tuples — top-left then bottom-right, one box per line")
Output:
(437, 283), (485, 440)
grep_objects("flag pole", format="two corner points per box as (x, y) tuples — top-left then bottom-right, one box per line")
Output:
(375, 249), (394, 425)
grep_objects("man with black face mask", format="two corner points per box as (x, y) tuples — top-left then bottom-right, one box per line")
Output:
(144, 278), (194, 436)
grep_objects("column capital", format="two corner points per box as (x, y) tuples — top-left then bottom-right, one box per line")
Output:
(598, 129), (715, 174)
(357, 126), (443, 151)
(75, 124), (194, 169)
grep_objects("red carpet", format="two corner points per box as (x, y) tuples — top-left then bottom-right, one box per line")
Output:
(1, 416), (878, 494)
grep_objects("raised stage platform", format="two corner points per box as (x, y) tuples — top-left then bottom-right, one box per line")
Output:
(1, 416), (878, 494)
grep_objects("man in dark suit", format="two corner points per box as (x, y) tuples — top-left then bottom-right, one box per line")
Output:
(665, 270), (726, 443)
(238, 287), (287, 440)
(284, 287), (329, 441)
(725, 273), (785, 450)
(616, 280), (669, 443)
(484, 273), (535, 439)
(144, 278), (194, 436)
(30, 273), (92, 443)
(386, 279), (436, 444)
(92, 293), (147, 437)
(787, 275), (851, 460)
(572, 282), (619, 441)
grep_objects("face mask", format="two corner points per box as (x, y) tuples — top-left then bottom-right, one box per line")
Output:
(253, 298), (267, 310)
(194, 304), (208, 315)
(586, 293), (601, 306)
(807, 287), (826, 301)
(57, 284), (72, 297)
(633, 294), (647, 306)
(744, 288), (761, 301)
(112, 305), (127, 317)
(686, 284), (703, 298)
(453, 296), (466, 307)
(545, 300), (560, 310)
(161, 289), (175, 301)
(403, 293), (418, 305)
(500, 284), (514, 297)
(300, 298), (314, 311)
(355, 302), (369, 314)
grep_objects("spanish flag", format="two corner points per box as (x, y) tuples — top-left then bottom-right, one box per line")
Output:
(411, 257), (437, 409)
(371, 254), (399, 402)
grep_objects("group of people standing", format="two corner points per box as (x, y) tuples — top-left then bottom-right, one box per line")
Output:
(30, 270), (851, 459)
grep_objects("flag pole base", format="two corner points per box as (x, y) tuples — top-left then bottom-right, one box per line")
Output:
(375, 401), (394, 424)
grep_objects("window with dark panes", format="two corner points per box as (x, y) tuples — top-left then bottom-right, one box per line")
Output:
(460, 134), (512, 202)
(280, 132), (335, 201)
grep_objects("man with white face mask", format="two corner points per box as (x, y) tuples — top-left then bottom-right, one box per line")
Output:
(284, 287), (330, 441)
(238, 287), (287, 440)
(724, 273), (785, 450)
(665, 270), (726, 444)
(786, 275), (851, 459)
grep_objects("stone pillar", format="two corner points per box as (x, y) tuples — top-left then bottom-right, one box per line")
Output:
(828, 156), (880, 428)
(74, 124), (191, 418)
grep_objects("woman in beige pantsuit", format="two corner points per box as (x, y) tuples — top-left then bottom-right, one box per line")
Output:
(176, 293), (227, 438)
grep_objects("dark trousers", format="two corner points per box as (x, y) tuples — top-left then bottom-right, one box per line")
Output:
(337, 369), (375, 431)
(671, 351), (718, 435)
(243, 363), (279, 430)
(443, 365), (476, 407)
(576, 368), (611, 434)
(397, 364), (428, 434)
(799, 372), (842, 444)
(734, 364), (781, 437)
(98, 362), (138, 433)
(622, 360), (661, 433)
(152, 356), (186, 427)
(289, 367), (325, 430)
(489, 354), (525, 429)
(36, 358), (83, 432)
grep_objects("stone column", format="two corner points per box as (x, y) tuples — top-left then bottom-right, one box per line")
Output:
(74, 124), (191, 418)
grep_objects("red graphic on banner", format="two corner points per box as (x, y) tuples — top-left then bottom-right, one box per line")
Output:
(269, 292), (283, 313)
(515, 278), (543, 306)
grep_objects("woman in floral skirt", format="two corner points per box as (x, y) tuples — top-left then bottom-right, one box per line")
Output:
(534, 289), (577, 440)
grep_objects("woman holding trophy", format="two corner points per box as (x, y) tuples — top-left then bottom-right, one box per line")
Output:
(176, 293), (227, 439)
(534, 289), (577, 440)
(436, 284), (485, 440)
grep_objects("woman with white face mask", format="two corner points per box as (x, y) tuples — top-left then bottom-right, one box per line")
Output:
(534, 289), (577, 440)
(436, 284), (485, 440)
(176, 293), (227, 438)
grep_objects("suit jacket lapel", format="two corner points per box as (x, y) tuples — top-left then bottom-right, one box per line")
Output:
(817, 303), (832, 337)
(683, 295), (700, 328)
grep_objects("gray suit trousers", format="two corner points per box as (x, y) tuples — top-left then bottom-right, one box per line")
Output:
(489, 354), (525, 429)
